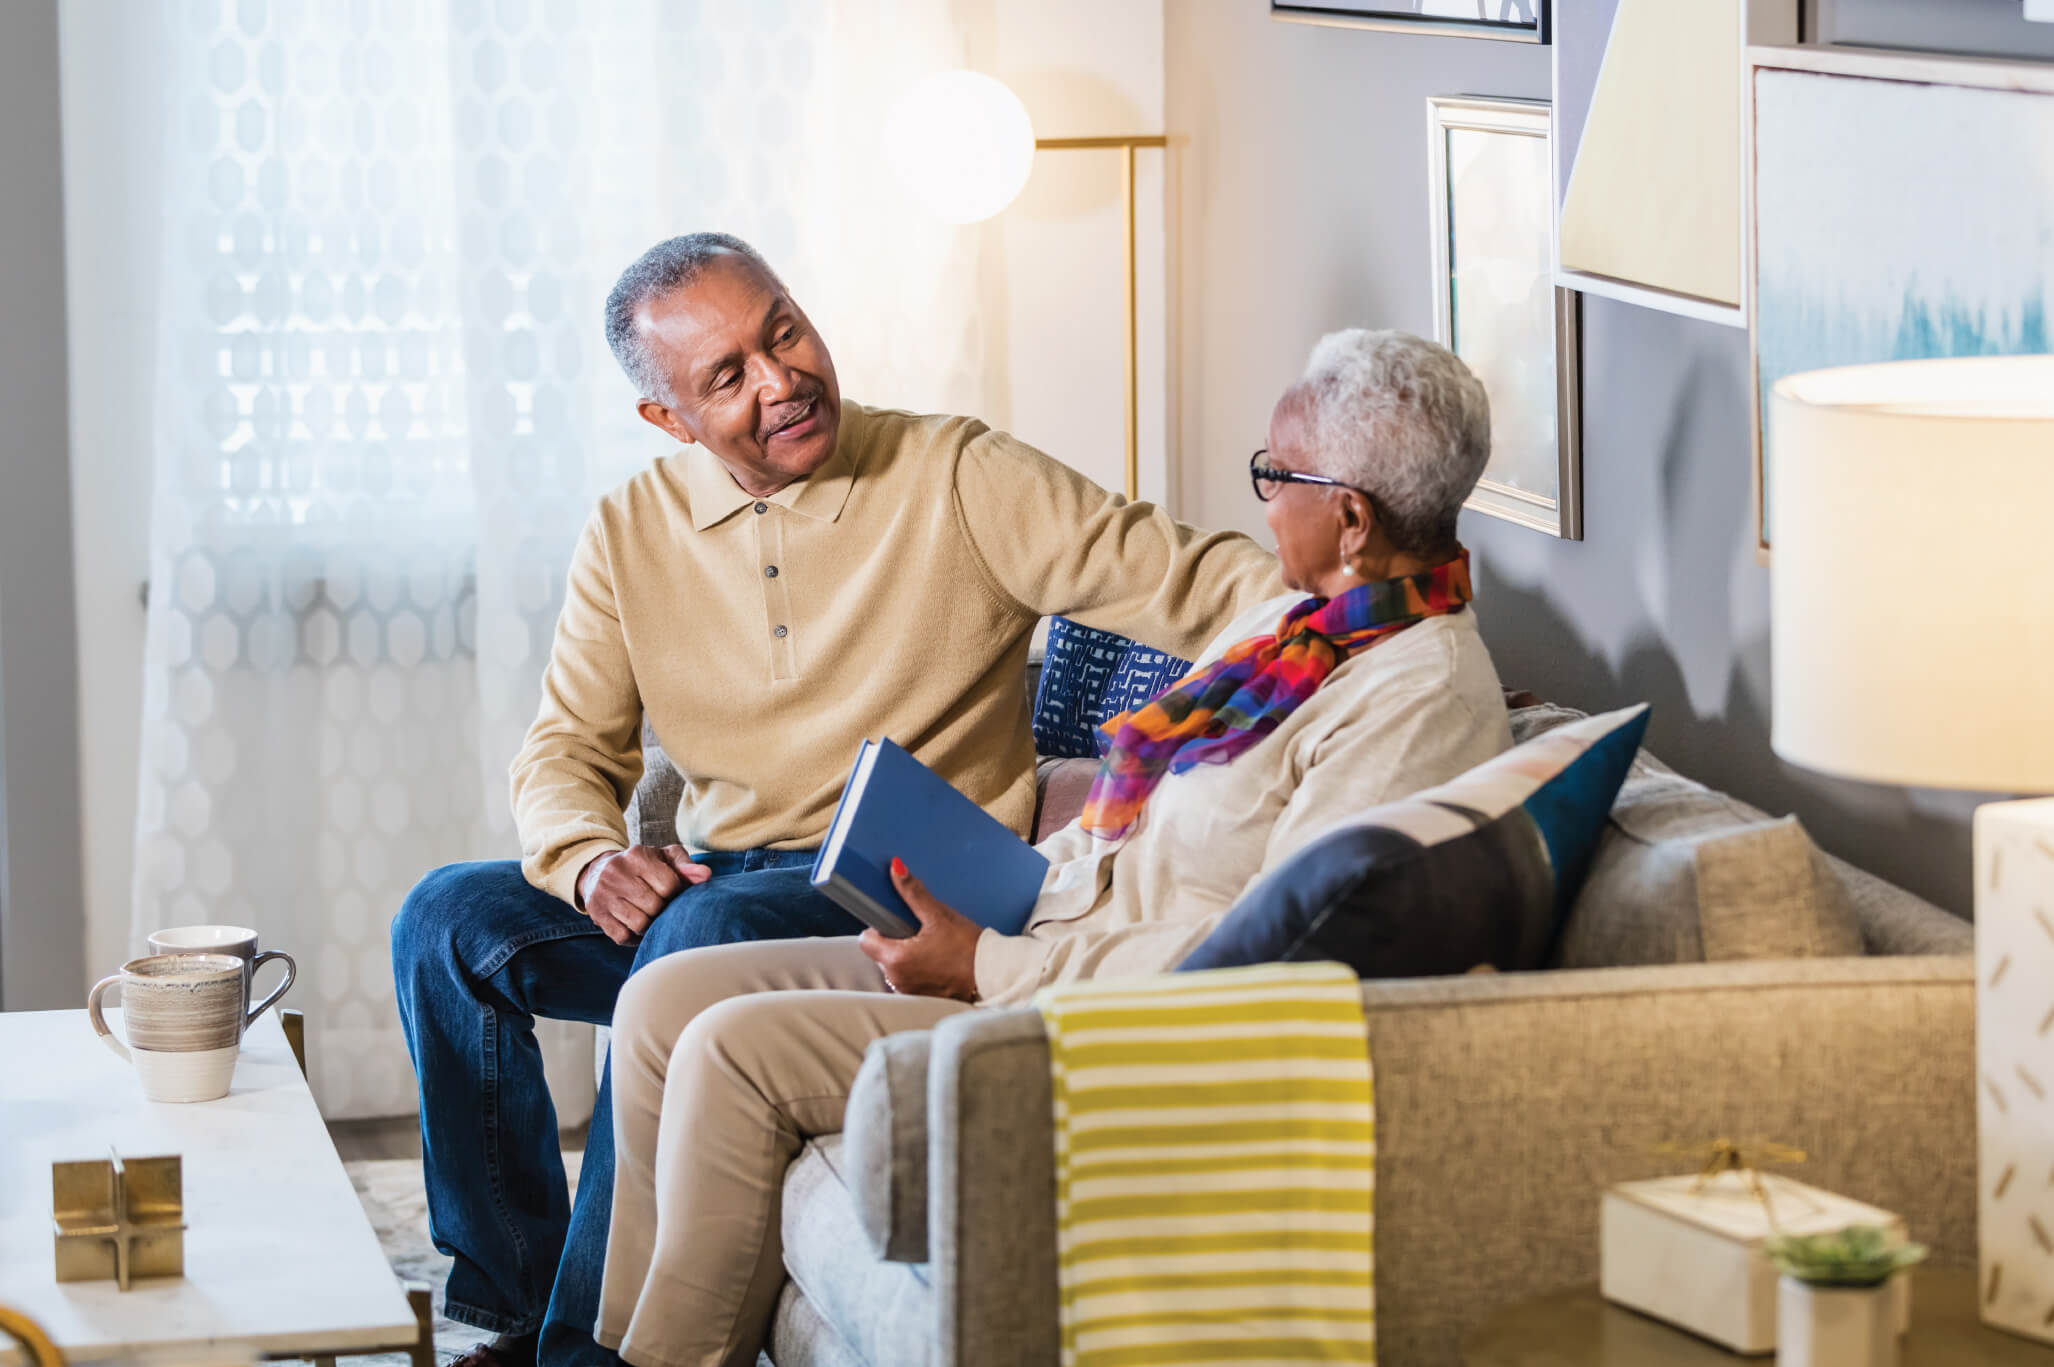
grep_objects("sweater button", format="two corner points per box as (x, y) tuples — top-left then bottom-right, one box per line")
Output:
(774, 625), (788, 638)
(754, 502), (769, 514)
(764, 565), (779, 578)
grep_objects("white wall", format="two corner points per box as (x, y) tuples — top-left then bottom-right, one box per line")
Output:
(978, 0), (1171, 506)
(60, 0), (163, 992)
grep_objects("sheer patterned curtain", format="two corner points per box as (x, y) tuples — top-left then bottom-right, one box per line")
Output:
(132, 0), (988, 1118)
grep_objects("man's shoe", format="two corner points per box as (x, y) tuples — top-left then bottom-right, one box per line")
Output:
(450, 1336), (537, 1367)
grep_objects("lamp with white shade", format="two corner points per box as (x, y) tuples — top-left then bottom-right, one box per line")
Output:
(884, 70), (1165, 500)
(1768, 353), (2054, 1345)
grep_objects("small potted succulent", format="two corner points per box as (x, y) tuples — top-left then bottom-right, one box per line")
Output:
(1763, 1225), (1927, 1367)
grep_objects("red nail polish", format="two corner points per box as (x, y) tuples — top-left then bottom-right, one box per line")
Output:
(891, 857), (907, 878)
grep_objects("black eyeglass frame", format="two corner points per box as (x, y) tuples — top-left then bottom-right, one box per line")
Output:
(1248, 449), (1381, 511)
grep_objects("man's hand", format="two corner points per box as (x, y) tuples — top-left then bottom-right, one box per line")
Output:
(577, 845), (711, 946)
(857, 858), (982, 1001)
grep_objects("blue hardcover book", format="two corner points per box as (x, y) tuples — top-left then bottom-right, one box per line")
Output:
(810, 738), (1049, 939)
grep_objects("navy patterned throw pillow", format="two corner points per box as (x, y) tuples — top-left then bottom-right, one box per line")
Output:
(1031, 618), (1194, 759)
(1180, 704), (1650, 977)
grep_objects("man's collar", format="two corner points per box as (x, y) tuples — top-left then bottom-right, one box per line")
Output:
(675, 404), (863, 532)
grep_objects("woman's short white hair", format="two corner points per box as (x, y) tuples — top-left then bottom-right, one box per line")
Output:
(1295, 329), (1491, 554)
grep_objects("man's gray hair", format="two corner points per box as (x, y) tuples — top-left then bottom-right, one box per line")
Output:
(604, 232), (783, 405)
(1295, 329), (1491, 555)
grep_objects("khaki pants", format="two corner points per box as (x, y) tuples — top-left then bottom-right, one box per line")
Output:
(595, 936), (974, 1367)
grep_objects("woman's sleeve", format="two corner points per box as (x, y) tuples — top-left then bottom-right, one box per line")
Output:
(972, 916), (1230, 1007)
(1250, 673), (1488, 885)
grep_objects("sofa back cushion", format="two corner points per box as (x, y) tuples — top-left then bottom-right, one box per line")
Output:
(625, 716), (683, 850)
(1509, 703), (1909, 966)
(1554, 799), (1865, 966)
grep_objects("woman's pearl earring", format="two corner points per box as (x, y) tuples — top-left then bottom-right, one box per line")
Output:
(1341, 562), (1357, 577)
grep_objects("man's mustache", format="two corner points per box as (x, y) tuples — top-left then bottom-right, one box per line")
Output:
(761, 385), (825, 439)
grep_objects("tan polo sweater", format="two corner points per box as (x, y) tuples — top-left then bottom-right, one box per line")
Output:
(511, 402), (1285, 906)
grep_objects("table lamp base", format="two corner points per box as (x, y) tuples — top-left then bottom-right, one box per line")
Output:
(1977, 796), (2054, 1343)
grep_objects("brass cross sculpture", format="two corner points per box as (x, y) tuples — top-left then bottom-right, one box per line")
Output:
(51, 1148), (186, 1290)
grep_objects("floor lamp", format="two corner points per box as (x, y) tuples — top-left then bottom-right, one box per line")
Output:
(886, 72), (1165, 500)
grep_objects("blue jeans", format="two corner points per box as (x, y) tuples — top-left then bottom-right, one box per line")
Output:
(390, 851), (859, 1366)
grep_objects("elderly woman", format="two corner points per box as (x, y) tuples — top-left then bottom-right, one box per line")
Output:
(592, 329), (1512, 1367)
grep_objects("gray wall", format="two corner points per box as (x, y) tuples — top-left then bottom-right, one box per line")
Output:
(1164, 1), (2038, 916)
(0, 0), (84, 1007)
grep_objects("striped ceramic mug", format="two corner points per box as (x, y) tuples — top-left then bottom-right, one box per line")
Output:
(85, 953), (246, 1102)
(147, 924), (295, 1023)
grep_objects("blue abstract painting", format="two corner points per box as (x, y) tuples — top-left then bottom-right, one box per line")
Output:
(1753, 68), (2054, 547)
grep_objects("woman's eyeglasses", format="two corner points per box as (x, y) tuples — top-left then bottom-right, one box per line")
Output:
(1249, 449), (1378, 506)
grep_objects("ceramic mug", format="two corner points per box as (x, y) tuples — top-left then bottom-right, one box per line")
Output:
(147, 924), (295, 1022)
(86, 953), (248, 1103)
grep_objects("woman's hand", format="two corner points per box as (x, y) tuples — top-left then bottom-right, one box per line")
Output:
(857, 858), (982, 1001)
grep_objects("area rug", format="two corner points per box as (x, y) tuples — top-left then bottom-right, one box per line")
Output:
(343, 1153), (582, 1367)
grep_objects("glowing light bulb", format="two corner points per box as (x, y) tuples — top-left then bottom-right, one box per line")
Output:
(884, 70), (1036, 225)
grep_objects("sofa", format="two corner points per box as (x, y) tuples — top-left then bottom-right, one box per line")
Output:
(620, 698), (1975, 1367)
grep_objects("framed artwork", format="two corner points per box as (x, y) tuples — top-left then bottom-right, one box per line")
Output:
(1749, 45), (2054, 555)
(1810, 0), (2054, 58)
(1552, 0), (1796, 328)
(1427, 96), (1583, 540)
(1272, 1), (1546, 44)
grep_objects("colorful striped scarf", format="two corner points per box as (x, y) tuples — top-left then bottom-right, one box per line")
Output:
(1079, 552), (1474, 840)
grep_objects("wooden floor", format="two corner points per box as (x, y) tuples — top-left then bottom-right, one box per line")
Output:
(329, 1115), (588, 1163)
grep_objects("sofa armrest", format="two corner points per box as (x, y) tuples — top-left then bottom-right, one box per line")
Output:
(926, 1005), (1062, 1367)
(844, 1030), (934, 1263)
(906, 955), (1973, 1367)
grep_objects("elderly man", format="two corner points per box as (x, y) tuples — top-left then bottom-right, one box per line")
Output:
(390, 232), (1282, 1367)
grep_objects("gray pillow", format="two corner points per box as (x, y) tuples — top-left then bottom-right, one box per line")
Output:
(1509, 701), (1965, 959)
(1554, 768), (1865, 967)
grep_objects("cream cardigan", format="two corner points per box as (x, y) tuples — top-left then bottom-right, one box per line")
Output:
(973, 593), (1513, 1005)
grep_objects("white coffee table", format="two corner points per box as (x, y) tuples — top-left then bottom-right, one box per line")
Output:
(0, 1008), (425, 1364)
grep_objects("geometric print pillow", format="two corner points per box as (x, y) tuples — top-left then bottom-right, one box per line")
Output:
(1031, 617), (1194, 759)
(1180, 704), (1652, 977)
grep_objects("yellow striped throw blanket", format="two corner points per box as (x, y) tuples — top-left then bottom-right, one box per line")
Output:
(1034, 961), (1376, 1366)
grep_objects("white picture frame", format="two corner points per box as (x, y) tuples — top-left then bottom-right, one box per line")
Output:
(1271, 1), (1547, 43)
(1747, 43), (2054, 558)
(1551, 0), (1798, 329)
(1427, 96), (1584, 541)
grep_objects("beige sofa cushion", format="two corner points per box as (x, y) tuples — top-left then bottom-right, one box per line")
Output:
(1033, 756), (1097, 842)
(1554, 798), (1865, 967)
(1516, 702), (1864, 966)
